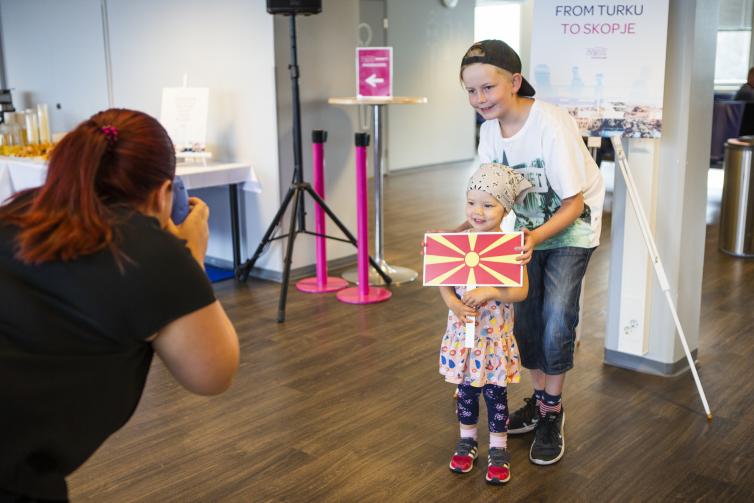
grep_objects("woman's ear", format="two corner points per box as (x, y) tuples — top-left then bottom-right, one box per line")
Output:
(155, 179), (174, 226)
(158, 179), (173, 208)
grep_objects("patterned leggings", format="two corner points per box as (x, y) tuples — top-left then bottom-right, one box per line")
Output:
(456, 384), (509, 433)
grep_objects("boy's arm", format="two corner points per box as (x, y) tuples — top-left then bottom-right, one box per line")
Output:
(517, 109), (593, 263)
(517, 193), (584, 264)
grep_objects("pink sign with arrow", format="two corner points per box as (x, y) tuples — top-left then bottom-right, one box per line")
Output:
(356, 47), (392, 98)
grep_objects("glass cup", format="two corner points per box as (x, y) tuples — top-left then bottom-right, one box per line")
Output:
(37, 104), (51, 144)
(24, 109), (39, 145)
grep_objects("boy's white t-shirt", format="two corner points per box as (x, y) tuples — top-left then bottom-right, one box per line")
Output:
(479, 99), (605, 249)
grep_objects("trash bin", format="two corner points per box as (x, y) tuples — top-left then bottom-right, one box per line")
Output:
(719, 137), (754, 257)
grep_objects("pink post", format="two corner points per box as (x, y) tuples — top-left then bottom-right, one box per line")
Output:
(337, 132), (391, 305)
(313, 139), (327, 287)
(297, 130), (348, 293)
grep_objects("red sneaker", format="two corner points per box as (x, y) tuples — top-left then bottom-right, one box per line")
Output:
(448, 437), (478, 473)
(486, 448), (511, 484)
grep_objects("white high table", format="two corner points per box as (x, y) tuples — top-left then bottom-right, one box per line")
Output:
(328, 96), (427, 285)
(0, 156), (260, 270)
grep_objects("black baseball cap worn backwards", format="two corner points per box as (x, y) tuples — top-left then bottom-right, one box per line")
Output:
(462, 39), (536, 97)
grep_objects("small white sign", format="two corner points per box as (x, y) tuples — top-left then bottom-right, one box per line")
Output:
(160, 87), (209, 151)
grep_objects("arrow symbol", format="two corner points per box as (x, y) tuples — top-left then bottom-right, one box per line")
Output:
(365, 74), (385, 87)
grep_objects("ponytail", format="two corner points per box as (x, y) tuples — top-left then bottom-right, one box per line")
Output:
(0, 109), (175, 263)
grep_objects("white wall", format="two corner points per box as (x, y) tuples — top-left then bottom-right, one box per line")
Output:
(385, 0), (476, 171)
(105, 0), (280, 271)
(273, 0), (361, 270)
(519, 0), (534, 78)
(359, 0), (386, 179)
(0, 0), (282, 272)
(0, 5), (5, 89)
(0, 0), (109, 133)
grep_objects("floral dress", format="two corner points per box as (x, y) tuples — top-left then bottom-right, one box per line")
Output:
(439, 286), (522, 387)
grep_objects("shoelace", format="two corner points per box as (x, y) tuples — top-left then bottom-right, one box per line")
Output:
(488, 448), (510, 466)
(454, 438), (477, 455)
(535, 414), (560, 446)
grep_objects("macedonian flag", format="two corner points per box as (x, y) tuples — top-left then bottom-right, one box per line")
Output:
(423, 232), (523, 287)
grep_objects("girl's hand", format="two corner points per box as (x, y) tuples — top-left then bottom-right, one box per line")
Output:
(420, 231), (437, 256)
(168, 197), (210, 267)
(516, 228), (537, 265)
(461, 287), (497, 309)
(449, 299), (477, 322)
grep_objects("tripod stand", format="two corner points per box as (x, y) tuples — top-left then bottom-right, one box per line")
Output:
(235, 14), (391, 322)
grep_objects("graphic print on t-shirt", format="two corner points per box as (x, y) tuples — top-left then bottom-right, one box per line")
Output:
(500, 151), (593, 249)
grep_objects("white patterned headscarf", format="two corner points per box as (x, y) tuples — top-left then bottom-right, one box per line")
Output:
(466, 163), (533, 212)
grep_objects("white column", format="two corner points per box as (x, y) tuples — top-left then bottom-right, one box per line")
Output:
(604, 0), (719, 375)
(607, 138), (659, 357)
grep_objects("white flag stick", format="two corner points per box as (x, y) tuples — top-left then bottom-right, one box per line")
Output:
(611, 136), (712, 421)
(464, 284), (476, 349)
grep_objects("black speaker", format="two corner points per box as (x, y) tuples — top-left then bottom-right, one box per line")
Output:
(266, 0), (321, 15)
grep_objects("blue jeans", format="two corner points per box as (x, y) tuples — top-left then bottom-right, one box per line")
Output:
(514, 246), (595, 375)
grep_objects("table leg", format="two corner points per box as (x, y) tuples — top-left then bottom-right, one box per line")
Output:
(373, 103), (384, 265)
(229, 183), (241, 271)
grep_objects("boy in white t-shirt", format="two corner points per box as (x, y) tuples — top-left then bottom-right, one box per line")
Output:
(458, 39), (605, 466)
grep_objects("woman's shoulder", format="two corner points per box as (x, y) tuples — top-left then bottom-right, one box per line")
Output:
(113, 211), (195, 266)
(117, 211), (180, 245)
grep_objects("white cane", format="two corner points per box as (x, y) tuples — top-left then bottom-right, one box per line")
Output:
(611, 136), (712, 421)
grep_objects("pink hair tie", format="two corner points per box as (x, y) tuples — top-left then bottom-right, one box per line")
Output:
(100, 125), (119, 147)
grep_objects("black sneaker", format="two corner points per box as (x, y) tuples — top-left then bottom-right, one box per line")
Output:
(485, 447), (511, 484)
(529, 409), (565, 465)
(507, 394), (539, 434)
(449, 437), (478, 473)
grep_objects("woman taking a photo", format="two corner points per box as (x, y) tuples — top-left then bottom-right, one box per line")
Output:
(0, 108), (239, 502)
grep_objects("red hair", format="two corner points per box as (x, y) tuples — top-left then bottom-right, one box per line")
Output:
(0, 108), (175, 263)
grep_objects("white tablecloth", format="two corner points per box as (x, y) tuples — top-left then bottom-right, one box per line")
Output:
(0, 156), (261, 203)
(0, 157), (46, 202)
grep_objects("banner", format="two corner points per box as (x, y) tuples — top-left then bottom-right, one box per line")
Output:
(530, 1), (669, 138)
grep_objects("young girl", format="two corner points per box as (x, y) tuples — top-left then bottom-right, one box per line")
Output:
(438, 162), (531, 485)
(459, 40), (605, 466)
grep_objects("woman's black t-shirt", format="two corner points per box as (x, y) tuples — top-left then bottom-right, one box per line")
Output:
(0, 211), (216, 501)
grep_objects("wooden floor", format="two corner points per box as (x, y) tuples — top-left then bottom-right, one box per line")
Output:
(69, 162), (754, 502)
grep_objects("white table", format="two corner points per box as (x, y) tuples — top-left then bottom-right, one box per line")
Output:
(0, 156), (260, 269)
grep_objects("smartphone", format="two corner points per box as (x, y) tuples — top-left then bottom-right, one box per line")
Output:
(171, 176), (190, 224)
